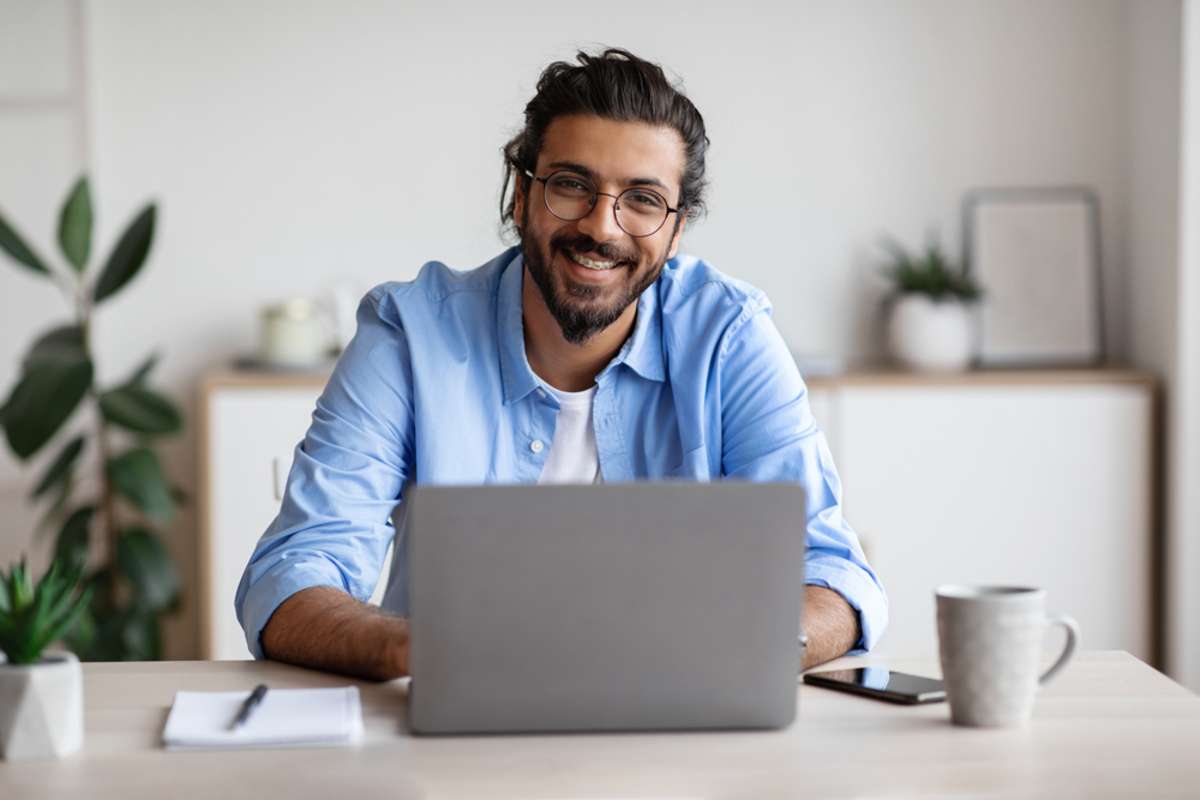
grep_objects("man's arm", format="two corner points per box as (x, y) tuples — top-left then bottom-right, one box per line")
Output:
(235, 287), (415, 668)
(261, 586), (409, 680)
(801, 585), (860, 669)
(717, 303), (888, 661)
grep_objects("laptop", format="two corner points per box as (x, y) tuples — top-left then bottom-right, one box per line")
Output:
(406, 481), (806, 734)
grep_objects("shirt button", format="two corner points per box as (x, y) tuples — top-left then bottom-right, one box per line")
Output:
(530, 439), (545, 454)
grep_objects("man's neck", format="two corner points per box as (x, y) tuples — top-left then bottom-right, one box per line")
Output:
(522, 266), (637, 392)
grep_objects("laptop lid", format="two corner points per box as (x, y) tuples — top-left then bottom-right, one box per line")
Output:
(406, 482), (806, 734)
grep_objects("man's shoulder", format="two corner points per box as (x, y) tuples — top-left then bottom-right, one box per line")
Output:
(362, 248), (517, 322)
(656, 253), (771, 323)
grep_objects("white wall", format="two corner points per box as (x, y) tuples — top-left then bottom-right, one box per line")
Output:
(0, 1), (1182, 659)
(1173, 0), (1200, 692)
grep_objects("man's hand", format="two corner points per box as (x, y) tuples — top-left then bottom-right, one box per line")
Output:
(801, 585), (861, 670)
(260, 586), (409, 681)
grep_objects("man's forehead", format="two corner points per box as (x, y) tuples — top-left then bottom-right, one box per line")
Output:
(537, 115), (686, 193)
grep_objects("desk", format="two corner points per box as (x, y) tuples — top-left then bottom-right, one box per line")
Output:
(2, 651), (1197, 798)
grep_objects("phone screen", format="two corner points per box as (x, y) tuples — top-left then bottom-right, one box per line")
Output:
(804, 667), (946, 703)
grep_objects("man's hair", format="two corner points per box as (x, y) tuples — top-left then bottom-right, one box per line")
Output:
(500, 48), (709, 236)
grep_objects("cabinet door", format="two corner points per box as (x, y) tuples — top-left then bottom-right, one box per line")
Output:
(835, 384), (1152, 662)
(205, 387), (322, 659)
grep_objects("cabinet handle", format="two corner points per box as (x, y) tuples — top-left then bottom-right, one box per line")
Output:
(272, 457), (283, 502)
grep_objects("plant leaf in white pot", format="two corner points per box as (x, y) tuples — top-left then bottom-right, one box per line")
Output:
(0, 559), (91, 760)
(879, 237), (982, 372)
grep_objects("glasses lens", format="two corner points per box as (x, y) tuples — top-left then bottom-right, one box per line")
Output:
(543, 173), (594, 221)
(615, 188), (669, 237)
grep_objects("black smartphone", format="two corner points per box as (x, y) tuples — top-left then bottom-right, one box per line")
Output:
(803, 667), (946, 704)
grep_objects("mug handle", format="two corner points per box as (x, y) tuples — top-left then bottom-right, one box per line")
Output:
(1039, 613), (1080, 685)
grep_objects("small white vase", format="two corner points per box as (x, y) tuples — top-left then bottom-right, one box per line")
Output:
(887, 294), (976, 372)
(0, 651), (84, 760)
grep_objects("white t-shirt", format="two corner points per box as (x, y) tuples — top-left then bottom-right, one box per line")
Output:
(537, 383), (603, 484)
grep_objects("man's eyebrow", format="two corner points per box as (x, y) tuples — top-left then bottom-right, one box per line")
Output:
(544, 161), (672, 193)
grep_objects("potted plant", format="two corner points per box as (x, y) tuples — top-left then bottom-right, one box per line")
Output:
(0, 177), (181, 660)
(0, 559), (91, 760)
(880, 236), (983, 372)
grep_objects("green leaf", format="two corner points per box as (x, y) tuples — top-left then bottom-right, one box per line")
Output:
(54, 506), (95, 575)
(107, 447), (174, 523)
(99, 385), (182, 436)
(120, 613), (162, 661)
(92, 203), (156, 304)
(0, 207), (51, 276)
(124, 352), (159, 386)
(30, 435), (86, 500)
(2, 356), (93, 459)
(117, 527), (179, 612)
(58, 177), (92, 272)
(22, 325), (86, 371)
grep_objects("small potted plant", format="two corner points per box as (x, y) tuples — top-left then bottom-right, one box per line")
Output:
(880, 236), (983, 372)
(0, 559), (91, 760)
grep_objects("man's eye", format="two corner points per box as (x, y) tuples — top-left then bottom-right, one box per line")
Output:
(549, 177), (592, 194)
(626, 190), (666, 209)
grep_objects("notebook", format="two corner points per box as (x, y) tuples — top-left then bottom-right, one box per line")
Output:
(161, 686), (363, 750)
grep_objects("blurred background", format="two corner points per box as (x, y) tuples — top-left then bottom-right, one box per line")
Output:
(1, 0), (1197, 691)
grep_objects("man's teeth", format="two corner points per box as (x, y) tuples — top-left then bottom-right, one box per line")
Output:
(567, 251), (619, 270)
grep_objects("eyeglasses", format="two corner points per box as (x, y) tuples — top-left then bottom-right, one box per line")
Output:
(523, 169), (681, 238)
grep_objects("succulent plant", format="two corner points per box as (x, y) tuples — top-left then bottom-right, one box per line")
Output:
(880, 236), (982, 302)
(0, 559), (92, 665)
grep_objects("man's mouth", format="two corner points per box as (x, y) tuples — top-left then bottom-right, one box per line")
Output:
(564, 250), (626, 271)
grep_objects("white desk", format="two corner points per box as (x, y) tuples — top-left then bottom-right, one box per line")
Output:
(2, 651), (1197, 798)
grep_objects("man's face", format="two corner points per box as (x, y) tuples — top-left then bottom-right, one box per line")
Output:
(514, 114), (688, 344)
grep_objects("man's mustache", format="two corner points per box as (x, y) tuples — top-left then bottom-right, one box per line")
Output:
(550, 233), (637, 267)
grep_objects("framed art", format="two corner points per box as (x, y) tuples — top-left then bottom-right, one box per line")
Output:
(962, 187), (1105, 366)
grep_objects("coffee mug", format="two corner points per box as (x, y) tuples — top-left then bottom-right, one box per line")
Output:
(936, 585), (1079, 728)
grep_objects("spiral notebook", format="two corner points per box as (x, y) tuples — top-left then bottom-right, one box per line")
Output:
(162, 686), (363, 750)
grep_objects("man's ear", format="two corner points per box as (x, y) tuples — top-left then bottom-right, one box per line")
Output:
(666, 214), (687, 260)
(512, 173), (527, 231)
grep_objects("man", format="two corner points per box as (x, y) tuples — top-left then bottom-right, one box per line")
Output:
(236, 48), (886, 680)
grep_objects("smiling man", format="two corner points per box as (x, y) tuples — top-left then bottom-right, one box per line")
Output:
(236, 49), (887, 679)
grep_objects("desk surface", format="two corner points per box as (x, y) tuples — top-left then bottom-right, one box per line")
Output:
(2, 651), (1197, 799)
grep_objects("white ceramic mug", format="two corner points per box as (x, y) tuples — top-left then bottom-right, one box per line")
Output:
(936, 585), (1079, 728)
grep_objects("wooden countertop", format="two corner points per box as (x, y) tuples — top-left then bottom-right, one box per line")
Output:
(2, 652), (1196, 798)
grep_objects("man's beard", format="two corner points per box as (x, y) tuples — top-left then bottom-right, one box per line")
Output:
(520, 216), (668, 345)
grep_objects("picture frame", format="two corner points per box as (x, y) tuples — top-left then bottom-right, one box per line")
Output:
(962, 186), (1105, 367)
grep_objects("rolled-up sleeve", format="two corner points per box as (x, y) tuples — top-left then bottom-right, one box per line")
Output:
(234, 286), (415, 658)
(718, 303), (888, 653)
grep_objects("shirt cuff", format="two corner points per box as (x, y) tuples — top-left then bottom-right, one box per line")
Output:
(804, 558), (889, 654)
(237, 563), (344, 660)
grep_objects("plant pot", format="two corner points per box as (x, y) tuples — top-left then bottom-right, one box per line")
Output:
(0, 651), (83, 760)
(886, 294), (976, 372)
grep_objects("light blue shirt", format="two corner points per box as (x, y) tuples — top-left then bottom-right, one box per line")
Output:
(235, 247), (888, 658)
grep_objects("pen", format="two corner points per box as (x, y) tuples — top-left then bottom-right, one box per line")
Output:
(229, 683), (268, 732)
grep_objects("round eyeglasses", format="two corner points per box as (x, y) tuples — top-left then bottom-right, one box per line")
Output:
(524, 169), (681, 238)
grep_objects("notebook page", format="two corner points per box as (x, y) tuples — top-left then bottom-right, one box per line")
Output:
(162, 686), (363, 750)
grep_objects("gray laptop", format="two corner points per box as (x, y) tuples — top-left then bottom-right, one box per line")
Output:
(406, 482), (806, 734)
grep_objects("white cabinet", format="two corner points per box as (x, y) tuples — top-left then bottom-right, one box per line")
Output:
(808, 373), (1155, 663)
(199, 376), (324, 659)
(200, 370), (1157, 664)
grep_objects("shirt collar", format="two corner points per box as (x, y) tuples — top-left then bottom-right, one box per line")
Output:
(497, 250), (667, 405)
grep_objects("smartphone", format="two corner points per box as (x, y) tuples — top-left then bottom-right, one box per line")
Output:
(803, 667), (946, 704)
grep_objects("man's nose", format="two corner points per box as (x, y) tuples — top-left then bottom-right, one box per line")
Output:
(574, 192), (626, 243)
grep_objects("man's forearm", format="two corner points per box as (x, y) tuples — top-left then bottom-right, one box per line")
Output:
(800, 585), (860, 669)
(260, 586), (409, 681)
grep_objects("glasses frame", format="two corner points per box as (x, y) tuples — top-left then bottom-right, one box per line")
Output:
(523, 168), (681, 238)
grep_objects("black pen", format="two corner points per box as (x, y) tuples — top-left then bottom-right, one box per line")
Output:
(229, 684), (268, 732)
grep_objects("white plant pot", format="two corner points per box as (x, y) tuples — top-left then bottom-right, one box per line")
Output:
(0, 651), (84, 760)
(887, 294), (976, 372)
